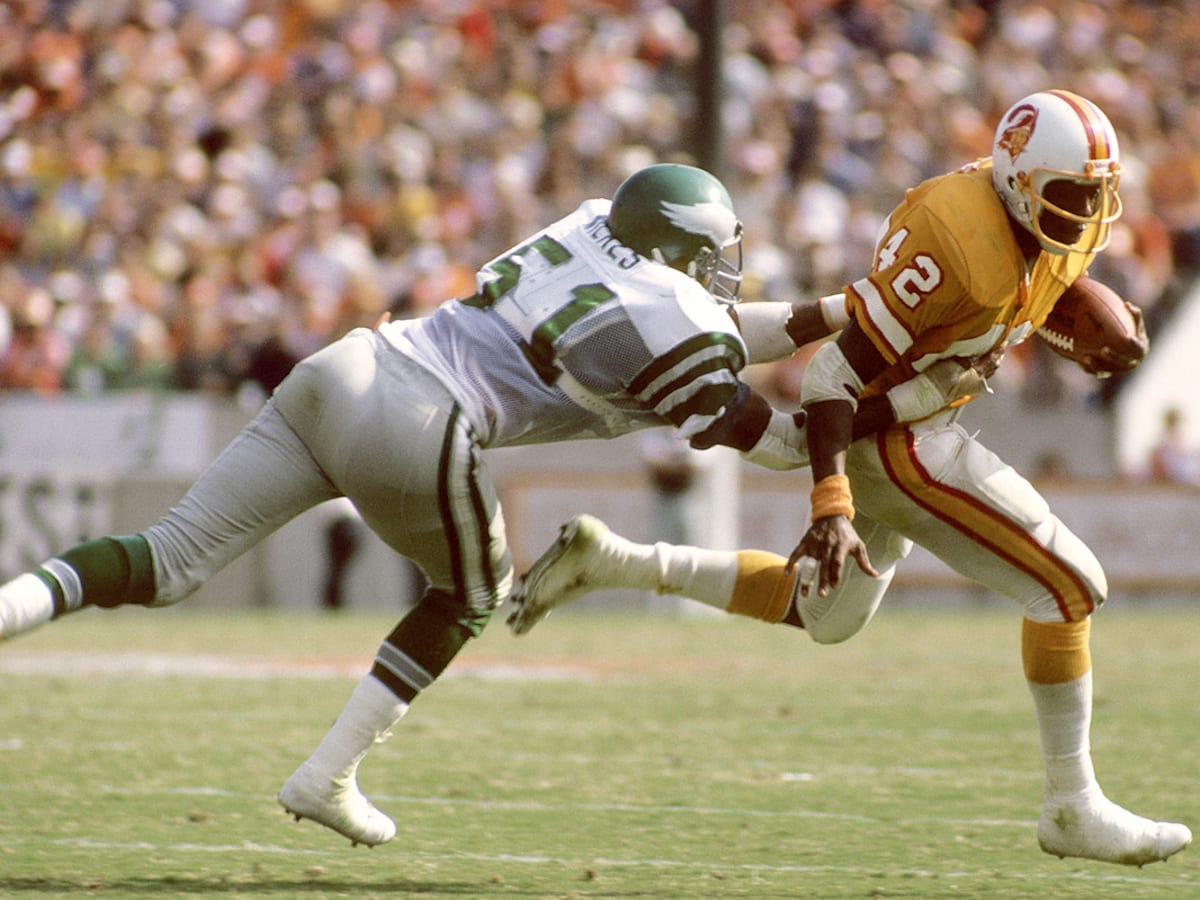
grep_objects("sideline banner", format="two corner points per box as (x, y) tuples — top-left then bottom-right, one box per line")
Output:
(3, 395), (1197, 602)
(0, 468), (113, 575)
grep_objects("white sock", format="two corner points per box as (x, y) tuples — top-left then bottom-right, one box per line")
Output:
(304, 674), (410, 778)
(597, 531), (739, 610)
(1028, 673), (1098, 798)
(651, 542), (739, 609)
(0, 573), (57, 640)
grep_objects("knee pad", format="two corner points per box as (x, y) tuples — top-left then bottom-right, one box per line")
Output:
(799, 519), (902, 644)
(1023, 556), (1107, 623)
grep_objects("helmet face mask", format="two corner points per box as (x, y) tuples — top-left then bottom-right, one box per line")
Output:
(991, 90), (1122, 256)
(1031, 176), (1119, 253)
(609, 164), (745, 303)
(660, 219), (744, 304)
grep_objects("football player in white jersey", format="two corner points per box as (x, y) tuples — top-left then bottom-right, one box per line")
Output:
(0, 164), (981, 847)
(508, 96), (1191, 866)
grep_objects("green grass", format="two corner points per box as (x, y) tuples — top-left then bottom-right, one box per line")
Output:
(0, 603), (1197, 898)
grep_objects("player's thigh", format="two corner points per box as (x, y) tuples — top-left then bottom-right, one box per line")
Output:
(145, 401), (339, 605)
(854, 425), (1105, 621)
(351, 419), (511, 611)
(298, 344), (512, 610)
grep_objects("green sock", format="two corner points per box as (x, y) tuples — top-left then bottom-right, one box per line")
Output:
(44, 534), (156, 611)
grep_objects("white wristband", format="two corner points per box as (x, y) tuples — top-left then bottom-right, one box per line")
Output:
(886, 359), (986, 423)
(818, 293), (850, 331)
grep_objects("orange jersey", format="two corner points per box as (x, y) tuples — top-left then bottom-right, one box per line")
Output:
(845, 161), (1097, 398)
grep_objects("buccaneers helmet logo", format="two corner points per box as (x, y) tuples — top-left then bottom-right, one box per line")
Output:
(997, 103), (1038, 162)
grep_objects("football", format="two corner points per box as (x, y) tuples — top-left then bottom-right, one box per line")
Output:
(1037, 276), (1143, 370)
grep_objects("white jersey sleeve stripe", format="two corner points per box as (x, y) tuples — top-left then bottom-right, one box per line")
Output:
(851, 276), (914, 360)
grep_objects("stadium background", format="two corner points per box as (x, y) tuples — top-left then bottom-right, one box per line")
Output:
(2, 0), (1200, 611)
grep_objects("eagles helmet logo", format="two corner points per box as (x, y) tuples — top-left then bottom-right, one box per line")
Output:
(997, 103), (1039, 162)
(607, 164), (744, 301)
(660, 200), (740, 245)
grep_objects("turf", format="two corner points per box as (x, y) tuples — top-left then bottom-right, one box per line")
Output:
(0, 603), (1196, 898)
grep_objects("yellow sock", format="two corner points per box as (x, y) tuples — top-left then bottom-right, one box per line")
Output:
(1022, 617), (1091, 684)
(726, 550), (795, 624)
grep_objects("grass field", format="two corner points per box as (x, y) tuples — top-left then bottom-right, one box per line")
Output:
(0, 602), (1196, 899)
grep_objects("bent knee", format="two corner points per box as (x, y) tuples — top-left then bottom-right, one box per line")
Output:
(146, 567), (206, 607)
(141, 527), (218, 607)
(796, 576), (889, 644)
(416, 586), (501, 638)
(1024, 567), (1107, 623)
(797, 593), (873, 644)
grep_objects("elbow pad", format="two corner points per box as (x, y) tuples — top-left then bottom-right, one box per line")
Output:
(800, 341), (864, 412)
(740, 409), (810, 471)
(735, 301), (799, 364)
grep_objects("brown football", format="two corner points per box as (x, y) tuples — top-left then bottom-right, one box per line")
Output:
(1038, 276), (1140, 367)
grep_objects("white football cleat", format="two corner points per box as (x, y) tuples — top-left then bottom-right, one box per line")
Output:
(278, 762), (396, 848)
(507, 514), (616, 635)
(1038, 789), (1192, 866)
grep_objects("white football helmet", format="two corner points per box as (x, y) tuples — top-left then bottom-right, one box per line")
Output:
(991, 90), (1122, 255)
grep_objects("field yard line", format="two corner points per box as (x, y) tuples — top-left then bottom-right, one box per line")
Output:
(0, 651), (594, 681)
(25, 838), (1190, 888)
(376, 793), (1042, 831)
(0, 779), (1035, 829)
(453, 851), (1190, 888)
(48, 837), (335, 856)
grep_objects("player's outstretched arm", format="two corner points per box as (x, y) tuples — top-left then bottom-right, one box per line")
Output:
(686, 346), (997, 474)
(733, 294), (848, 364)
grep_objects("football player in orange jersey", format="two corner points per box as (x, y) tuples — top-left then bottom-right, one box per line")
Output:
(510, 91), (1191, 866)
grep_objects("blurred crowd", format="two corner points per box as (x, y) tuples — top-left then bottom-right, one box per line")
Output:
(2, 0), (1199, 407)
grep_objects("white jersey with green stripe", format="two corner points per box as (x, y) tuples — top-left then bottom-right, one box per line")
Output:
(379, 199), (749, 448)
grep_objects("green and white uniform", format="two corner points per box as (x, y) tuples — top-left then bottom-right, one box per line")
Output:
(0, 164), (810, 848)
(33, 199), (753, 703)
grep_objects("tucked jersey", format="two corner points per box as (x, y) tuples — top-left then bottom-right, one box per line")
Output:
(380, 199), (748, 447)
(845, 161), (1097, 399)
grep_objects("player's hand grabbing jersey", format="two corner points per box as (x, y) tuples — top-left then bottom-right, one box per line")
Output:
(381, 199), (748, 448)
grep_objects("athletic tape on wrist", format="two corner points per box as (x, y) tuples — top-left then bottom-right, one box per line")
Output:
(810, 473), (854, 521)
(817, 293), (850, 331)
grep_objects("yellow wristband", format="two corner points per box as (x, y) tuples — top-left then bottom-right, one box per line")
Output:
(810, 473), (854, 521)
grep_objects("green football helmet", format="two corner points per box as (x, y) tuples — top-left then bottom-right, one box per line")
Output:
(608, 163), (744, 303)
